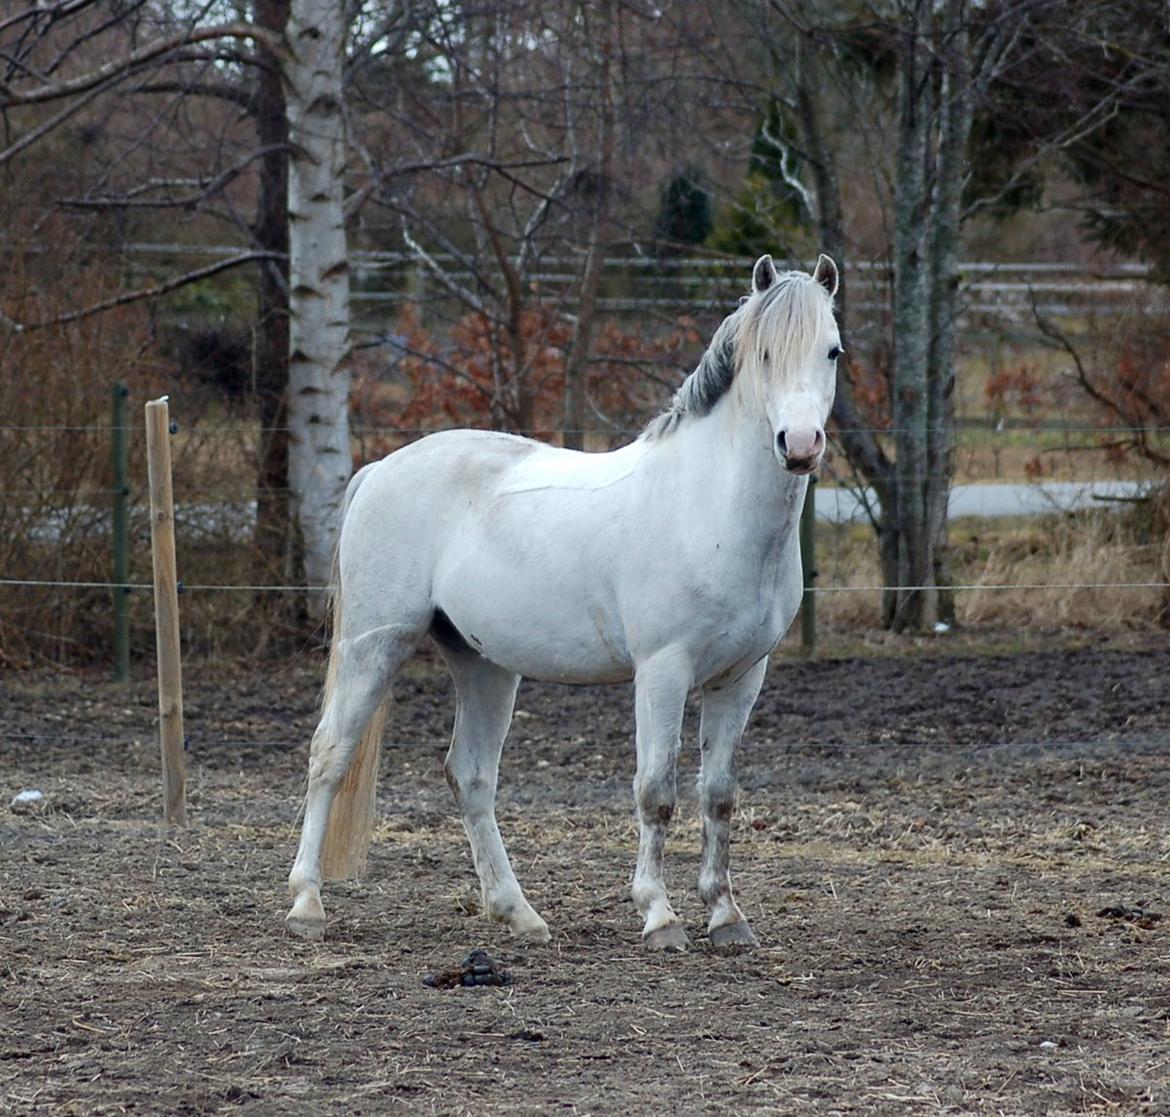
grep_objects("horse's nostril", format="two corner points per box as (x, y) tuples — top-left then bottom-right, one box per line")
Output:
(776, 430), (788, 458)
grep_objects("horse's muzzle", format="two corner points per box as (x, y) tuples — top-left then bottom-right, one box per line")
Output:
(777, 427), (824, 474)
(783, 454), (821, 475)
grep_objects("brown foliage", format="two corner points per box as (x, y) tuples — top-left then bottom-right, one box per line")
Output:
(844, 350), (893, 432)
(354, 301), (702, 460)
(985, 363), (1046, 417)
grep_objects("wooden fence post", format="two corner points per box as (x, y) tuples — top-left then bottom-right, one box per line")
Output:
(111, 381), (130, 683)
(145, 397), (187, 826)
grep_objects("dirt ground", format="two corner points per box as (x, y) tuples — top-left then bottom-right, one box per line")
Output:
(3, 636), (1170, 1115)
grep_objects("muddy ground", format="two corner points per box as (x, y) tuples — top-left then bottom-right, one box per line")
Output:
(2, 637), (1170, 1115)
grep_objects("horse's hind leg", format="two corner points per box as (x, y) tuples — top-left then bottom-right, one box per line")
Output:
(698, 657), (767, 950)
(440, 648), (550, 942)
(287, 623), (417, 939)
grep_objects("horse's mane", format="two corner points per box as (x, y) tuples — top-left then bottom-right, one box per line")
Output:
(640, 271), (827, 441)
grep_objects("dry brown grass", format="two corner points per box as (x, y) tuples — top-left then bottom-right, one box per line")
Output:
(955, 505), (1168, 629)
(813, 502), (1169, 635)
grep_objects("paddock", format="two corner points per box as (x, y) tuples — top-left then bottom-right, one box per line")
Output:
(2, 639), (1169, 1115)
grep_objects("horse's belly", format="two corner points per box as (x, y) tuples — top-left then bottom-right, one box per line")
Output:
(440, 606), (634, 684)
(434, 558), (633, 685)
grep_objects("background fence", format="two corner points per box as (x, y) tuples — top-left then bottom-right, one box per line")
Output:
(1, 416), (1165, 673)
(1, 255), (1167, 670)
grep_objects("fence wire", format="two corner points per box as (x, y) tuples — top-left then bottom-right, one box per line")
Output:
(1, 577), (1165, 595)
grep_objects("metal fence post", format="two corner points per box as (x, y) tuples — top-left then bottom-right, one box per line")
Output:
(111, 381), (130, 682)
(800, 475), (817, 658)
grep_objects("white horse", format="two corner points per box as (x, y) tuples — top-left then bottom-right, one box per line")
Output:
(287, 254), (842, 951)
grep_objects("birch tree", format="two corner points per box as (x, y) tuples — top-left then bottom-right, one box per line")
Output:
(285, 0), (352, 608)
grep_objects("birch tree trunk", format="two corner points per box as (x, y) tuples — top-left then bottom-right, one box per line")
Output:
(285, 0), (352, 612)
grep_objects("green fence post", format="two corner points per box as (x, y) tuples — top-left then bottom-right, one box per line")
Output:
(799, 474), (817, 659)
(111, 381), (130, 682)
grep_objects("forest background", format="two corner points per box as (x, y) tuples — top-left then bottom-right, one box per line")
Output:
(1, 0), (1168, 667)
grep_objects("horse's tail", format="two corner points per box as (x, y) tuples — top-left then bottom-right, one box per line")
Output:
(316, 464), (389, 882)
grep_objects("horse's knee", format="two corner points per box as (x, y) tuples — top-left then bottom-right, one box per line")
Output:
(635, 772), (676, 824)
(700, 775), (737, 823)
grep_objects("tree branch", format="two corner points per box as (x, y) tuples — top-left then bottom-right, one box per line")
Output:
(58, 145), (289, 211)
(8, 251), (284, 331)
(0, 22), (281, 107)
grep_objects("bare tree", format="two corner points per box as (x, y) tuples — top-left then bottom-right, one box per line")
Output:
(251, 0), (292, 597)
(0, 2), (354, 614)
(721, 0), (1021, 630)
(355, 0), (716, 442)
(561, 0), (617, 450)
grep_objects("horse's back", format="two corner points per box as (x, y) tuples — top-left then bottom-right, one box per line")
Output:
(357, 429), (538, 494)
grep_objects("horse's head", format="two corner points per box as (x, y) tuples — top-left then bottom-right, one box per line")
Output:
(739, 254), (841, 475)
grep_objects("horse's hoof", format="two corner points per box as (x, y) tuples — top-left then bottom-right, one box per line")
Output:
(286, 890), (326, 940)
(490, 899), (551, 943)
(513, 918), (552, 944)
(709, 921), (757, 951)
(644, 923), (689, 952)
(286, 912), (325, 940)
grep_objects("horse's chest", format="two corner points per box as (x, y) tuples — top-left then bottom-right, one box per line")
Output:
(683, 552), (802, 681)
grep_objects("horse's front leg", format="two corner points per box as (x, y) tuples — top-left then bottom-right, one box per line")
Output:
(631, 651), (691, 951)
(698, 657), (767, 950)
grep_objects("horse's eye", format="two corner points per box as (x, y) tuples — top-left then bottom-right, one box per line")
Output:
(763, 349), (770, 363)
(828, 345), (843, 361)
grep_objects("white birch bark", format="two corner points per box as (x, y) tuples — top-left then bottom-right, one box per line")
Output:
(285, 0), (352, 611)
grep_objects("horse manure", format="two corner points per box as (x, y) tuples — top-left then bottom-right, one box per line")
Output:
(508, 1028), (544, 1042)
(423, 948), (510, 989)
(1095, 904), (1163, 930)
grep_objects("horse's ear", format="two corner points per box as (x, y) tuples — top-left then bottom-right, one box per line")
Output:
(813, 253), (839, 297)
(752, 254), (778, 294)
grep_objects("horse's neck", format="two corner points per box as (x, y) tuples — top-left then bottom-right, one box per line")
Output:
(648, 394), (806, 537)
